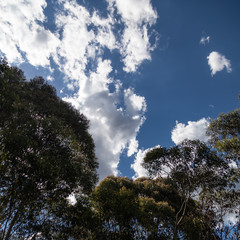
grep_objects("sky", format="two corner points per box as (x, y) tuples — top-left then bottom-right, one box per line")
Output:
(0, 0), (240, 181)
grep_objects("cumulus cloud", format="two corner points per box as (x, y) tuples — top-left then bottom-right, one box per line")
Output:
(53, 0), (154, 179)
(0, 0), (157, 180)
(207, 51), (232, 76)
(200, 36), (210, 45)
(65, 59), (146, 179)
(0, 0), (59, 66)
(171, 118), (210, 145)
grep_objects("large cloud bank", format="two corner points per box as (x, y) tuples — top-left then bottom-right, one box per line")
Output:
(0, 0), (158, 180)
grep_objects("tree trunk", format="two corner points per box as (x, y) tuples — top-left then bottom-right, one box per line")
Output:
(173, 196), (189, 240)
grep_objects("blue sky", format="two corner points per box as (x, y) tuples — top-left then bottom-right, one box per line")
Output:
(0, 0), (239, 180)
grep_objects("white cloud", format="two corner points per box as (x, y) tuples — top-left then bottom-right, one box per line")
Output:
(64, 59), (146, 180)
(128, 138), (139, 157)
(131, 145), (161, 179)
(107, 0), (158, 72)
(124, 88), (147, 117)
(200, 36), (210, 45)
(46, 75), (54, 82)
(131, 149), (150, 179)
(121, 24), (152, 72)
(0, 0), (59, 66)
(207, 51), (232, 76)
(223, 212), (239, 225)
(53, 1), (95, 81)
(53, 0), (152, 179)
(171, 118), (210, 145)
(0, 0), (157, 180)
(91, 11), (117, 51)
(108, 0), (157, 25)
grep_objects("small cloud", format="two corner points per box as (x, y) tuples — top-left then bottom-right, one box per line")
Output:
(171, 118), (210, 145)
(46, 75), (54, 82)
(200, 36), (210, 45)
(209, 104), (214, 108)
(131, 145), (160, 179)
(207, 51), (232, 76)
(131, 144), (172, 179)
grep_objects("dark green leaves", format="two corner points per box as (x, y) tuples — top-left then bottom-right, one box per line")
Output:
(0, 60), (98, 239)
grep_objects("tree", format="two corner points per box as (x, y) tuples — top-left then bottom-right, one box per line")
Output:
(92, 175), (217, 240)
(92, 176), (140, 239)
(142, 139), (229, 239)
(207, 108), (240, 162)
(0, 59), (98, 239)
(207, 108), (240, 239)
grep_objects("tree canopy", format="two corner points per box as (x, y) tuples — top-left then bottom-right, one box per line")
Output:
(207, 107), (240, 239)
(207, 108), (240, 162)
(91, 175), (218, 240)
(0, 59), (98, 239)
(142, 139), (230, 239)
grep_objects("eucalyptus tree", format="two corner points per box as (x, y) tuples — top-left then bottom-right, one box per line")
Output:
(207, 108), (240, 239)
(92, 175), (217, 240)
(0, 59), (98, 239)
(142, 139), (228, 239)
(207, 108), (240, 161)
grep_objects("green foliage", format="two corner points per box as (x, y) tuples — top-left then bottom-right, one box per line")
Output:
(91, 175), (216, 240)
(0, 59), (98, 239)
(143, 139), (229, 194)
(92, 176), (139, 239)
(207, 107), (240, 239)
(207, 109), (240, 161)
(143, 139), (227, 239)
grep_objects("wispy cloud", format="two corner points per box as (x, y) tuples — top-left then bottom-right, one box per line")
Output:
(200, 36), (210, 45)
(207, 51), (232, 76)
(171, 118), (210, 145)
(0, 0), (158, 180)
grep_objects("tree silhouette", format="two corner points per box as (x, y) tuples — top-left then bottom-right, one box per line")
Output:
(0, 59), (98, 239)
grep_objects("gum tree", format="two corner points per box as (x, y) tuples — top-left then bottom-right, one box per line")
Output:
(207, 108), (240, 239)
(142, 139), (229, 239)
(0, 60), (98, 239)
(92, 175), (217, 240)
